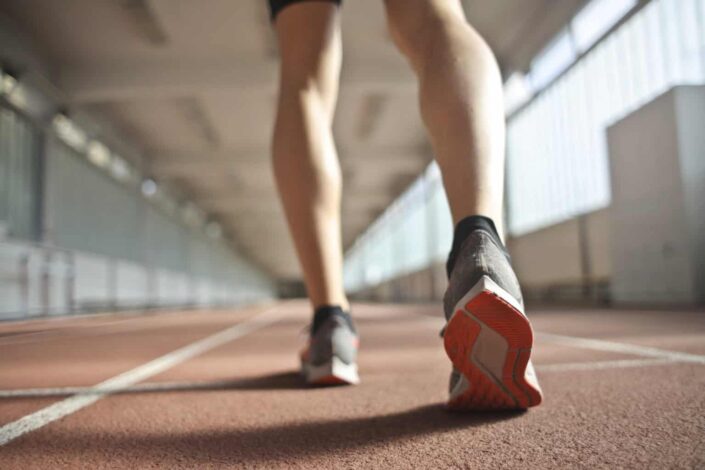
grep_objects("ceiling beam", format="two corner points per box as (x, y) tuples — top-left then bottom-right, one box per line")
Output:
(149, 141), (427, 162)
(150, 144), (267, 160)
(60, 59), (417, 104)
(148, 142), (428, 175)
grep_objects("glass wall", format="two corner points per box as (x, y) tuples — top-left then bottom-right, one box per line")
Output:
(508, 0), (705, 235)
(344, 165), (452, 292)
(0, 104), (41, 240)
(344, 0), (705, 292)
(0, 84), (275, 319)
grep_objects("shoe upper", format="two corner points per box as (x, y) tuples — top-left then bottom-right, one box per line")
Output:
(443, 230), (524, 322)
(303, 313), (358, 367)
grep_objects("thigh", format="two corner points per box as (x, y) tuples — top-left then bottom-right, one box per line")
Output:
(273, 1), (343, 115)
(269, 0), (342, 22)
(383, 0), (467, 67)
(383, 0), (466, 37)
(273, 1), (341, 71)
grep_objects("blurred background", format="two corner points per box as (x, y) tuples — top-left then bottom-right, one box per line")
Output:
(0, 0), (703, 321)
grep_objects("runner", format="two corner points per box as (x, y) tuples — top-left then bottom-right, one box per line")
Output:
(269, 0), (542, 409)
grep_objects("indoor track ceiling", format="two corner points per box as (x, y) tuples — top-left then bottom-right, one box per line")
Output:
(0, 0), (587, 280)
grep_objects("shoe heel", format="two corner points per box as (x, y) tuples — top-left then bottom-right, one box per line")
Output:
(444, 276), (542, 410)
(302, 356), (360, 386)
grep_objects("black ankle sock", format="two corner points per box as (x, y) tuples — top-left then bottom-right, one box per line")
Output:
(312, 305), (355, 334)
(445, 215), (505, 278)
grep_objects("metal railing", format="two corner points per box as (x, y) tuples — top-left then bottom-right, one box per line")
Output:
(0, 238), (273, 321)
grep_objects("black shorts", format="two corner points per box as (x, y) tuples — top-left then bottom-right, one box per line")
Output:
(268, 0), (342, 21)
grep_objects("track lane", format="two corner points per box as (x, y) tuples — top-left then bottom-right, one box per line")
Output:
(0, 305), (278, 427)
(0, 303), (704, 468)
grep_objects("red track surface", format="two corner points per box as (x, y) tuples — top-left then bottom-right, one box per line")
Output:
(1, 301), (704, 468)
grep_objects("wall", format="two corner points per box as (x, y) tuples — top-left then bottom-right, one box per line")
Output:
(0, 105), (275, 320)
(352, 208), (612, 305)
(508, 209), (610, 303)
(507, 0), (705, 235)
(362, 88), (705, 307)
(0, 103), (40, 241)
(677, 87), (705, 304)
(345, 0), (705, 301)
(0, 238), (275, 319)
(608, 86), (705, 304)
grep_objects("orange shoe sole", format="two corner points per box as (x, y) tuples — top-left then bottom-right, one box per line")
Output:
(444, 276), (542, 411)
(307, 374), (352, 386)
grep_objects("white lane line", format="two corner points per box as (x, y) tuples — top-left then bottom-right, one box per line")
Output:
(537, 332), (705, 364)
(419, 313), (705, 367)
(0, 386), (99, 398)
(0, 305), (285, 447)
(0, 322), (164, 347)
(536, 358), (677, 373)
(0, 357), (681, 399)
(419, 314), (705, 364)
(0, 379), (241, 398)
(0, 318), (151, 346)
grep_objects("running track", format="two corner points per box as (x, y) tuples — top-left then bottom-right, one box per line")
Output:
(1, 301), (704, 468)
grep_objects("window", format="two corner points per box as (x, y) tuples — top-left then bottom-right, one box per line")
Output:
(529, 30), (578, 90)
(53, 114), (88, 152)
(506, 0), (705, 235)
(572, 0), (638, 52)
(0, 105), (41, 240)
(503, 73), (534, 115)
(344, 0), (705, 291)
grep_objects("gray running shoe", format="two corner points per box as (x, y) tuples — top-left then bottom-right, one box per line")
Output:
(443, 229), (542, 410)
(300, 308), (359, 385)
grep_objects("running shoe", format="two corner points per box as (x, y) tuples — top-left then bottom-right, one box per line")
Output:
(443, 229), (543, 410)
(300, 306), (360, 385)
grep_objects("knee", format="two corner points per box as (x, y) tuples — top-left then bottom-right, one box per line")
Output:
(279, 70), (327, 101)
(278, 49), (340, 115)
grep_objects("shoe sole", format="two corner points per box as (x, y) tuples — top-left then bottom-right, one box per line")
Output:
(444, 275), (542, 410)
(301, 356), (360, 386)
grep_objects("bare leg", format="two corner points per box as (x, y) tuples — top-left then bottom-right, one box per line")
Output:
(272, 2), (348, 310)
(383, 1), (543, 410)
(384, 0), (506, 236)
